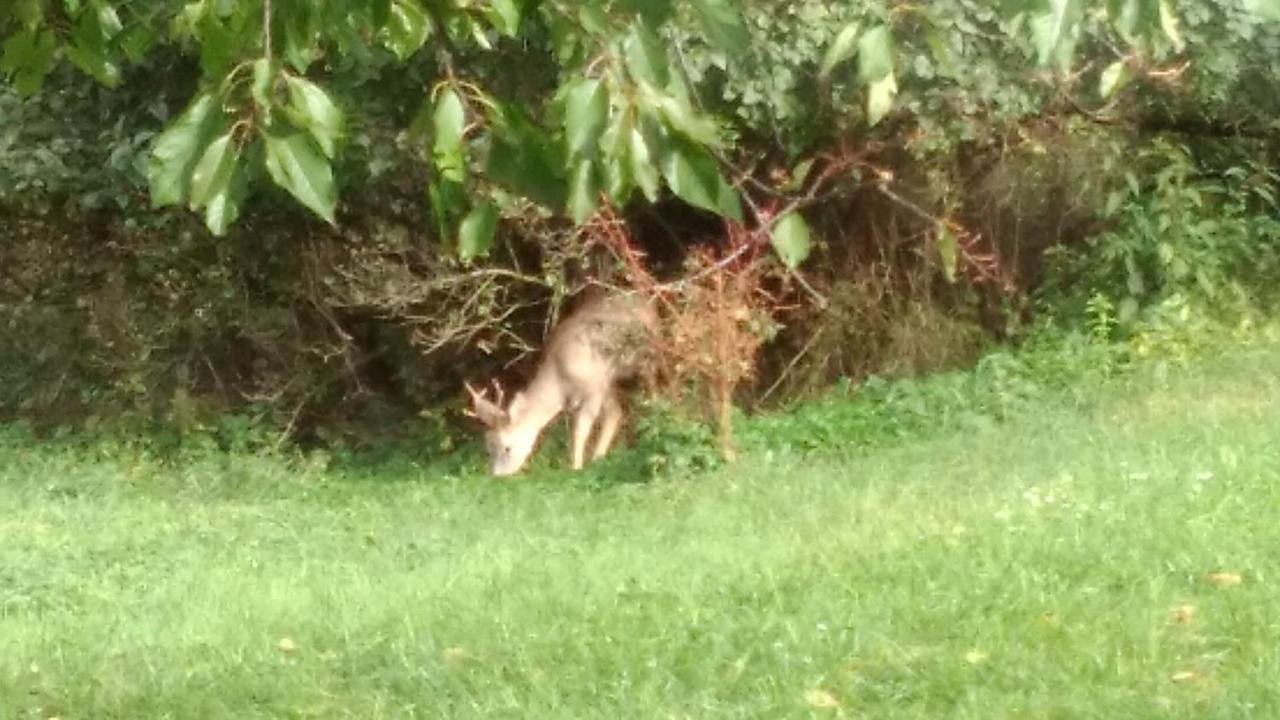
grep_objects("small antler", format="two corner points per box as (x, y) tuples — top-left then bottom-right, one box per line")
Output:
(464, 379), (508, 427)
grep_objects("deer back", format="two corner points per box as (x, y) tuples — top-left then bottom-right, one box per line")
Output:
(541, 291), (658, 396)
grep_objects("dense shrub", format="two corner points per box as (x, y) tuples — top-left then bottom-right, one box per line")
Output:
(2, 0), (1279, 447)
(1039, 138), (1280, 334)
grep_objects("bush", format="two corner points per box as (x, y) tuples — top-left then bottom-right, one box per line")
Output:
(1039, 139), (1280, 335)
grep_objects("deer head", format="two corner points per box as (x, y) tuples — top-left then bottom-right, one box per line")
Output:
(465, 380), (543, 476)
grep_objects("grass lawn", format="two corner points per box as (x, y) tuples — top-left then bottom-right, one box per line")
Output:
(3, 338), (1279, 718)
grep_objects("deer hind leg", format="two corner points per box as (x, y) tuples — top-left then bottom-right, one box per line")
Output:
(591, 390), (624, 462)
(570, 395), (604, 470)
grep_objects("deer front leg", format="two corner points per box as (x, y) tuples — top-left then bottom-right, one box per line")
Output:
(570, 395), (603, 470)
(591, 391), (624, 462)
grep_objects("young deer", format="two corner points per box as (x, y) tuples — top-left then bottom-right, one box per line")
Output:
(465, 290), (659, 476)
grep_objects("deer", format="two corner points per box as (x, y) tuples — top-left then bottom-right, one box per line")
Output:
(465, 289), (660, 476)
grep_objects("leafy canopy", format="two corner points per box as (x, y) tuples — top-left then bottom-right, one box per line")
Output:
(1, 0), (1263, 268)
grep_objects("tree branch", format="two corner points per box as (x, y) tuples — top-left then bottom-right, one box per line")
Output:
(262, 0), (272, 60)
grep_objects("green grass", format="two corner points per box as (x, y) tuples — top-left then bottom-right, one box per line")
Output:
(4, 338), (1280, 718)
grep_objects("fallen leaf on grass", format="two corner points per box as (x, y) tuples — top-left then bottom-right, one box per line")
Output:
(1206, 572), (1242, 587)
(805, 689), (841, 709)
(442, 646), (471, 663)
(964, 649), (988, 665)
(277, 637), (297, 653)
(1171, 670), (1199, 683)
(1170, 605), (1196, 624)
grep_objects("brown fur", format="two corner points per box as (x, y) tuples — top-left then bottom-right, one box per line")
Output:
(466, 291), (658, 475)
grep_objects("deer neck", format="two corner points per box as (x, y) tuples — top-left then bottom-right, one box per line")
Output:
(509, 363), (567, 432)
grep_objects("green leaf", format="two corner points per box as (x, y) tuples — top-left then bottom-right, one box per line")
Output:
(866, 73), (897, 126)
(624, 22), (670, 87)
(264, 131), (338, 225)
(604, 151), (633, 204)
(601, 108), (634, 202)
(1103, 189), (1125, 218)
(1125, 255), (1144, 296)
(64, 4), (120, 86)
(567, 159), (599, 223)
(371, 0), (393, 29)
(769, 211), (811, 270)
(577, 5), (610, 34)
(193, 11), (237, 78)
(819, 22), (860, 78)
(117, 23), (156, 62)
(629, 126), (661, 202)
(382, 0), (432, 60)
(94, 2), (123, 39)
(782, 157), (815, 193)
(64, 40), (120, 87)
(485, 0), (522, 36)
(857, 25), (894, 83)
(188, 130), (235, 209)
(428, 179), (465, 243)
(0, 28), (57, 97)
(1243, 0), (1280, 22)
(617, 0), (673, 26)
(169, 1), (202, 41)
(250, 58), (273, 117)
(660, 140), (742, 221)
(201, 159), (246, 236)
(565, 78), (607, 160)
(1029, 0), (1084, 71)
(1107, 0), (1153, 43)
(924, 27), (955, 74)
(1117, 296), (1140, 324)
(433, 86), (467, 183)
(937, 227), (958, 282)
(485, 104), (569, 210)
(1158, 0), (1184, 51)
(486, 136), (568, 207)
(716, 178), (742, 221)
(690, 0), (749, 56)
(458, 200), (499, 261)
(645, 90), (719, 146)
(147, 92), (220, 207)
(284, 75), (343, 159)
(4, 0), (44, 28)
(1099, 59), (1130, 99)
(188, 131), (245, 236)
(467, 14), (495, 49)
(544, 11), (582, 64)
(283, 4), (319, 72)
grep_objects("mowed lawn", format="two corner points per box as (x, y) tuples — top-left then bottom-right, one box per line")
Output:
(3, 341), (1280, 719)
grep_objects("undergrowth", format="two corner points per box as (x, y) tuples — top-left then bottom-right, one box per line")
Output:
(5, 311), (1274, 491)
